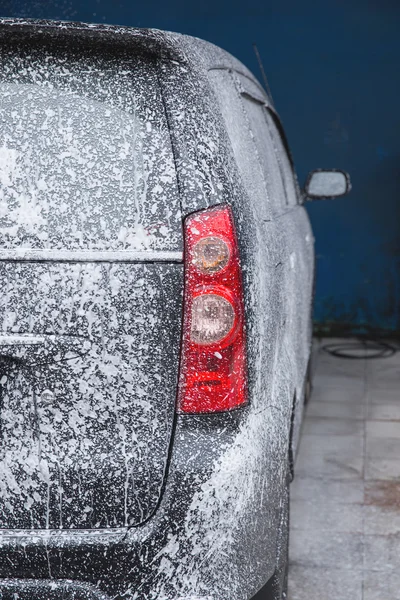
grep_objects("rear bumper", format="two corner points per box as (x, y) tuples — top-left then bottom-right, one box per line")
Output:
(0, 574), (281, 600)
(0, 579), (109, 600)
(0, 405), (288, 600)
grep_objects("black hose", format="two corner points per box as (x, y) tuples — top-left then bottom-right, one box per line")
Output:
(321, 339), (397, 359)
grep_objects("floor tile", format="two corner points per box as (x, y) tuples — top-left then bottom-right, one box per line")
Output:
(288, 565), (363, 600)
(368, 364), (400, 390)
(306, 400), (365, 419)
(291, 478), (364, 504)
(369, 380), (399, 392)
(366, 420), (400, 439)
(314, 360), (366, 379)
(364, 479), (400, 509)
(290, 529), (363, 569)
(367, 387), (400, 404)
(364, 533), (400, 571)
(367, 402), (400, 421)
(312, 373), (365, 391)
(302, 416), (364, 437)
(295, 453), (364, 480)
(295, 433), (364, 479)
(363, 569), (400, 600)
(365, 457), (400, 481)
(311, 384), (366, 404)
(297, 433), (364, 456)
(291, 499), (363, 533)
(366, 436), (400, 459)
(363, 505), (400, 535)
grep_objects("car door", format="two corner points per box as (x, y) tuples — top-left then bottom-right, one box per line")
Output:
(232, 73), (314, 458)
(262, 109), (315, 455)
(232, 73), (295, 403)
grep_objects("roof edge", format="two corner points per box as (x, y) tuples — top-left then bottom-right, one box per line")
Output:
(0, 18), (185, 61)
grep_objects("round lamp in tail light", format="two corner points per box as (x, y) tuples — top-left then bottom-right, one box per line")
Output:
(177, 205), (248, 414)
(190, 293), (235, 345)
(192, 237), (230, 274)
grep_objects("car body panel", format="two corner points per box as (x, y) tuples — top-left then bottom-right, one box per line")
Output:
(0, 18), (315, 600)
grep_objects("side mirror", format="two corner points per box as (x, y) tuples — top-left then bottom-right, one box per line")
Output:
(304, 169), (351, 200)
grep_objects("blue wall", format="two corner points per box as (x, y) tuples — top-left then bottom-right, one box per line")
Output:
(2, 0), (400, 334)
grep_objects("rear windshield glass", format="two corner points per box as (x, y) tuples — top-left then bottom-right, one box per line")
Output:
(0, 43), (181, 251)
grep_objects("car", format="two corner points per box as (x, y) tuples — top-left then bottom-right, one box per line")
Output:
(0, 18), (351, 600)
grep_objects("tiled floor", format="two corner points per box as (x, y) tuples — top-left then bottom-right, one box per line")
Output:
(288, 338), (400, 600)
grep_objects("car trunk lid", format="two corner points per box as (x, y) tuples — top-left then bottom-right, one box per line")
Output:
(0, 33), (183, 529)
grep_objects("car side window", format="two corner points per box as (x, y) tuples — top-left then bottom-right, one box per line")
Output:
(208, 68), (272, 221)
(264, 110), (299, 207)
(238, 91), (287, 214)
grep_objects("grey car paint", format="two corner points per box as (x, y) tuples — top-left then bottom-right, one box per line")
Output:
(0, 19), (314, 600)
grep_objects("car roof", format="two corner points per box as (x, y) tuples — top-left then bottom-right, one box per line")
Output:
(0, 18), (269, 102)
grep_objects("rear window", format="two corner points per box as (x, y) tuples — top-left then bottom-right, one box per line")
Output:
(0, 43), (181, 251)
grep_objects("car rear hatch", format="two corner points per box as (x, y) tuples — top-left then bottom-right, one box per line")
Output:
(0, 27), (183, 529)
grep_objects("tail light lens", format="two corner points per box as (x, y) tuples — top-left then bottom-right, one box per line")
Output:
(177, 205), (248, 414)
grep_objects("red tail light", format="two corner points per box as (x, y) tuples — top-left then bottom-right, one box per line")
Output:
(177, 205), (248, 414)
